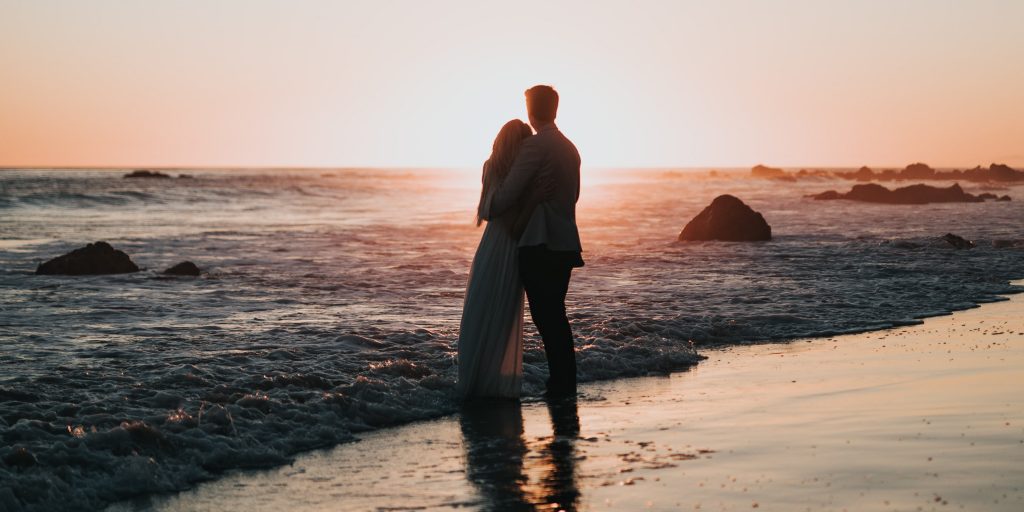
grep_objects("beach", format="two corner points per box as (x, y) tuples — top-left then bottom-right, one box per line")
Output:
(112, 284), (1024, 511)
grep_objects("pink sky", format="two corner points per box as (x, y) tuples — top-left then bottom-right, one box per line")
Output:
(1, 0), (1022, 168)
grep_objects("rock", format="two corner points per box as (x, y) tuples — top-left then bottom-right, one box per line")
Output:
(3, 447), (37, 468)
(809, 190), (841, 200)
(992, 239), (1018, 248)
(679, 195), (772, 241)
(986, 163), (1024, 182)
(853, 166), (875, 181)
(124, 170), (171, 179)
(811, 182), (983, 204)
(163, 261), (201, 276)
(751, 164), (786, 178)
(977, 193), (998, 200)
(36, 241), (140, 275)
(997, 195), (1012, 201)
(940, 233), (974, 249)
(177, 173), (194, 179)
(901, 163), (935, 179)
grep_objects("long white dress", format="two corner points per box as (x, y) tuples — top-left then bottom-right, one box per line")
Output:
(456, 192), (525, 399)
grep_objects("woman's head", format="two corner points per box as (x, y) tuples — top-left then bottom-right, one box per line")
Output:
(477, 119), (532, 225)
(489, 119), (533, 177)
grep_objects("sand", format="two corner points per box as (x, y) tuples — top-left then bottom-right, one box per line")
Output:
(110, 289), (1024, 511)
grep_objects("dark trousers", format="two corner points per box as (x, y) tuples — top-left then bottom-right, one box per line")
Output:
(519, 245), (581, 393)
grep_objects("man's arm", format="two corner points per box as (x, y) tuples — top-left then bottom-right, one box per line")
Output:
(488, 138), (544, 218)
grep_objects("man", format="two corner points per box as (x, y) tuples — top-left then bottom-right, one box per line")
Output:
(488, 84), (584, 396)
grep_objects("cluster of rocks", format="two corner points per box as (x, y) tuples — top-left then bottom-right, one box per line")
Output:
(748, 163), (1024, 183)
(837, 163), (1024, 183)
(809, 183), (1010, 204)
(35, 241), (201, 276)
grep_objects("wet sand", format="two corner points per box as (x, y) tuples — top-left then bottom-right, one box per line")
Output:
(113, 290), (1024, 511)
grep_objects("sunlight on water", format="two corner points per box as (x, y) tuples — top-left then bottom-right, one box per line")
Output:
(0, 168), (1022, 510)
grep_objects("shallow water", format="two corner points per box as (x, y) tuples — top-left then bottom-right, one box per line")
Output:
(110, 282), (1024, 512)
(1, 168), (1022, 510)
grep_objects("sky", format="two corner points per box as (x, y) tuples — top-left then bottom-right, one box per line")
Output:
(1, 0), (1023, 169)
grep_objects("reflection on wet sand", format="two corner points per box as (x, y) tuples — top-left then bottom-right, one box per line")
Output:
(460, 398), (581, 511)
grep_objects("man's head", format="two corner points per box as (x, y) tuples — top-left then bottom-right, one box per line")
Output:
(525, 85), (558, 130)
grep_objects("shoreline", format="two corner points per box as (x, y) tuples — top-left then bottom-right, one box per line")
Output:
(111, 283), (1024, 511)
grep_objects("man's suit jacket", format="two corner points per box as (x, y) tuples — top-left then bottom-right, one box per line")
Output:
(486, 124), (583, 253)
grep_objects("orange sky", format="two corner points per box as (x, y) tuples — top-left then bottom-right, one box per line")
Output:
(1, 0), (1022, 169)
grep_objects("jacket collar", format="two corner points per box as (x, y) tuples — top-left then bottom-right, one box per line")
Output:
(536, 123), (558, 134)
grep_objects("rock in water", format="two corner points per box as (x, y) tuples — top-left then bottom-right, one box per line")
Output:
(163, 261), (201, 276)
(36, 241), (140, 275)
(124, 170), (171, 179)
(751, 164), (786, 178)
(679, 195), (772, 241)
(940, 233), (974, 249)
(811, 182), (983, 204)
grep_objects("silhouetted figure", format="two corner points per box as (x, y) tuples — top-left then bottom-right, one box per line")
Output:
(457, 120), (535, 399)
(487, 85), (584, 396)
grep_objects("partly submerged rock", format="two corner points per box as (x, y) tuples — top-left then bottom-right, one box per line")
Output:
(124, 170), (171, 179)
(811, 183), (983, 204)
(679, 195), (772, 241)
(36, 241), (140, 275)
(751, 164), (786, 178)
(940, 233), (974, 249)
(163, 261), (201, 276)
(997, 195), (1012, 202)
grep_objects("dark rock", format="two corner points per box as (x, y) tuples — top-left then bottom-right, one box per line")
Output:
(36, 241), (140, 275)
(679, 195), (772, 241)
(177, 173), (194, 179)
(811, 182), (983, 204)
(124, 170), (171, 179)
(997, 195), (1012, 201)
(809, 190), (841, 200)
(854, 166), (875, 181)
(985, 163), (1024, 182)
(940, 233), (974, 249)
(901, 163), (935, 179)
(837, 162), (1024, 183)
(163, 261), (201, 276)
(992, 239), (1018, 248)
(3, 447), (37, 468)
(977, 193), (998, 200)
(751, 164), (786, 178)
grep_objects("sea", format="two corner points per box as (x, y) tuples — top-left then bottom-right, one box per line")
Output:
(1, 168), (1022, 511)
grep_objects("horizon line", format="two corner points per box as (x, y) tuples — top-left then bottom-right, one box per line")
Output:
(1, 162), (1020, 172)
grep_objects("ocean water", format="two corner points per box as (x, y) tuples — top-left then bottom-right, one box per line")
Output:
(0, 168), (1022, 511)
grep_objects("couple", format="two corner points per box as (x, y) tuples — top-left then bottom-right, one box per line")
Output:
(456, 85), (584, 399)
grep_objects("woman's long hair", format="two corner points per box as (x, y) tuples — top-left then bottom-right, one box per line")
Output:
(477, 119), (533, 226)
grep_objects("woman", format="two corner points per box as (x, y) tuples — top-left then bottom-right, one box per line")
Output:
(456, 119), (535, 399)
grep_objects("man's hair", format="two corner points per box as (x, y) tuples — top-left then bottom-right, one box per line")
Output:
(525, 85), (559, 123)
